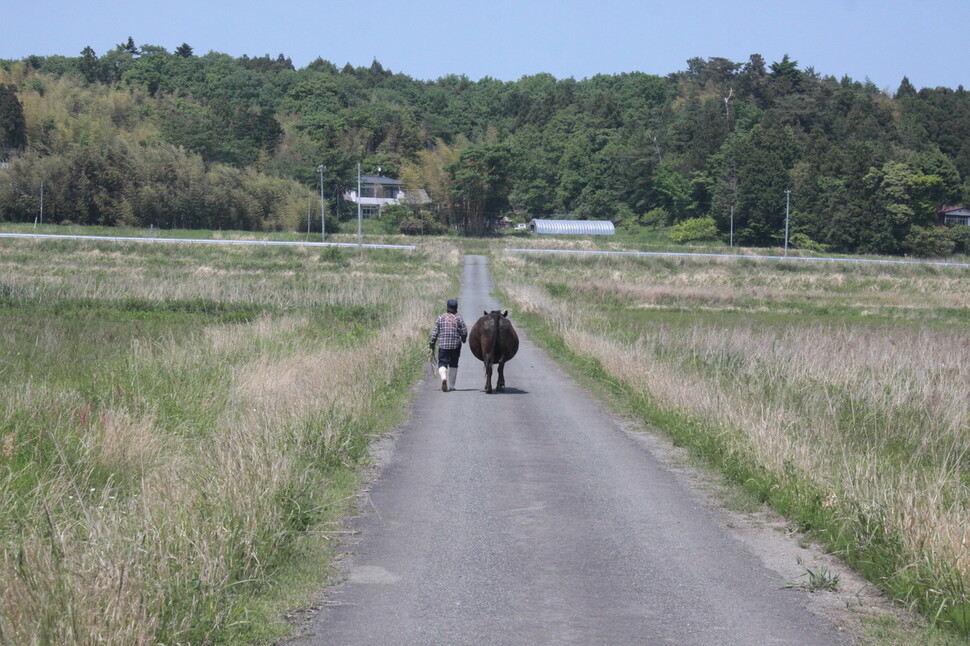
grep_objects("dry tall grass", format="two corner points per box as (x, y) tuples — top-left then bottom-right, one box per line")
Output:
(0, 239), (451, 644)
(498, 251), (970, 627)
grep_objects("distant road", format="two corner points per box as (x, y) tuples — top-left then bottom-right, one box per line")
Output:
(0, 232), (415, 250)
(287, 254), (850, 645)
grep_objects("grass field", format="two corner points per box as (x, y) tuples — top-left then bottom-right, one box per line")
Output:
(4, 226), (970, 643)
(492, 249), (970, 638)
(0, 234), (453, 644)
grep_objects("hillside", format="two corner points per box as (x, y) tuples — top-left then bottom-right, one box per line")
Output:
(2, 42), (970, 253)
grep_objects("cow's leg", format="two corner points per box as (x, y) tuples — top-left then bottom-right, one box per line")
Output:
(484, 360), (493, 393)
(496, 360), (506, 392)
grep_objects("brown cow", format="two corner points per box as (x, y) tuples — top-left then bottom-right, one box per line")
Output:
(468, 310), (519, 393)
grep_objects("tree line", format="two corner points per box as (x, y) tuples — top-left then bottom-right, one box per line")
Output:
(2, 40), (970, 254)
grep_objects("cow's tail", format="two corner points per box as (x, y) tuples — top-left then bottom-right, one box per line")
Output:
(487, 312), (500, 365)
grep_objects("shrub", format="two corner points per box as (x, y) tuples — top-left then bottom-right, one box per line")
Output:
(399, 216), (445, 236)
(668, 216), (719, 243)
(788, 233), (828, 253)
(640, 207), (670, 229)
(379, 204), (410, 233)
(946, 224), (970, 254)
(903, 225), (956, 257)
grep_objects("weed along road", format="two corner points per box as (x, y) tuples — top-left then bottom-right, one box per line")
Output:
(288, 255), (850, 645)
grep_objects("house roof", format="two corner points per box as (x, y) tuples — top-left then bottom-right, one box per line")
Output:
(361, 175), (402, 185)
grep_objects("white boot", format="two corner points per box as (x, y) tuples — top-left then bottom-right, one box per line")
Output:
(438, 366), (448, 392)
(447, 367), (458, 391)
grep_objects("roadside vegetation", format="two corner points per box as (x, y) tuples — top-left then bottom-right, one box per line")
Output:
(492, 248), (970, 639)
(0, 234), (452, 644)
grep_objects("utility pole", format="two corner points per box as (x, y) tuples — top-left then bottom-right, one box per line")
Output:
(357, 162), (362, 246)
(317, 164), (326, 241)
(39, 181), (44, 225)
(784, 189), (792, 256)
(727, 163), (738, 250)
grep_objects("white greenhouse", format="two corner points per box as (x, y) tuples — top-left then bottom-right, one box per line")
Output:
(528, 219), (616, 235)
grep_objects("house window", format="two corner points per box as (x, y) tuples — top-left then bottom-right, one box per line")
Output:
(361, 206), (380, 218)
(382, 186), (398, 199)
(944, 216), (970, 226)
(360, 185), (376, 198)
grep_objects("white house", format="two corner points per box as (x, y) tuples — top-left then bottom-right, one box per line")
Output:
(939, 206), (970, 226)
(344, 175), (430, 218)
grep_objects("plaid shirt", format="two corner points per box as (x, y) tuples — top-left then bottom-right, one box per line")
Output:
(429, 312), (467, 350)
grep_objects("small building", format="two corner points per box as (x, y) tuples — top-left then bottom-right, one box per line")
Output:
(344, 175), (429, 218)
(528, 219), (615, 235)
(938, 206), (970, 226)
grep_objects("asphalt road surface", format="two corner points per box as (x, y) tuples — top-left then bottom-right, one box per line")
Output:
(287, 255), (850, 646)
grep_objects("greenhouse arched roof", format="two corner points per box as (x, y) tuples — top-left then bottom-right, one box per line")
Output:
(528, 219), (615, 235)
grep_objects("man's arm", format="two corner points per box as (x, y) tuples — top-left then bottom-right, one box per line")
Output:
(429, 316), (440, 348)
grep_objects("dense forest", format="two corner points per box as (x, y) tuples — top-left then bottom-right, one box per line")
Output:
(2, 38), (970, 255)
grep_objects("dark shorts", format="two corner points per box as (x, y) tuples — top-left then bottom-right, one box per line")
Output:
(437, 346), (461, 368)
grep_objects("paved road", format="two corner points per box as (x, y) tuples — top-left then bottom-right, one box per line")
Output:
(288, 255), (849, 645)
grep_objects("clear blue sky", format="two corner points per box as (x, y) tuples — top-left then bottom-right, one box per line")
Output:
(4, 0), (967, 92)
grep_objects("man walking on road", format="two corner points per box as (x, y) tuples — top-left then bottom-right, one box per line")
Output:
(429, 298), (467, 392)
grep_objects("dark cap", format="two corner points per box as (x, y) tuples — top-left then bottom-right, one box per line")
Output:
(447, 299), (458, 311)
